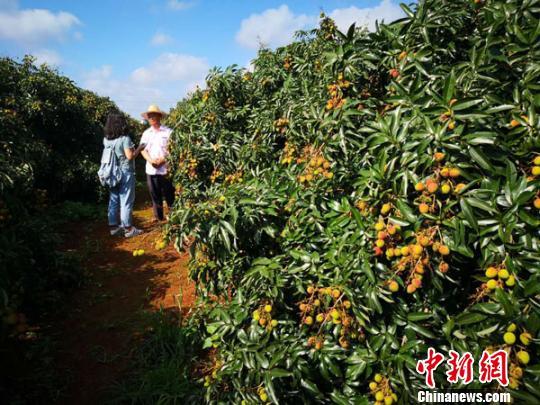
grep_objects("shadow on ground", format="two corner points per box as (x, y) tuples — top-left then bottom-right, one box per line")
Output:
(2, 191), (197, 404)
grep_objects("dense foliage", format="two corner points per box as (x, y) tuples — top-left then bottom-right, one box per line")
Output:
(0, 56), (140, 338)
(166, 0), (540, 403)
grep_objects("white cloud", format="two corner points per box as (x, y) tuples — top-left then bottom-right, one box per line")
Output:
(150, 32), (173, 46)
(0, 5), (81, 45)
(245, 59), (255, 72)
(85, 65), (113, 82)
(33, 49), (62, 66)
(167, 0), (193, 11)
(330, 0), (404, 33)
(131, 53), (209, 85)
(185, 78), (206, 95)
(83, 53), (209, 118)
(236, 5), (315, 49)
(235, 1), (404, 49)
(84, 65), (163, 119)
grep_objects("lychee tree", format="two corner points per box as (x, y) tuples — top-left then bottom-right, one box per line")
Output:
(166, 0), (540, 403)
(0, 56), (140, 339)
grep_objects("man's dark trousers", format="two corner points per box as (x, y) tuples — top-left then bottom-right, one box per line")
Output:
(146, 174), (175, 220)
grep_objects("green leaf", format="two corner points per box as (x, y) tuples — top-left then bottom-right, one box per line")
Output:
(388, 216), (410, 227)
(453, 312), (487, 325)
(407, 312), (433, 322)
(443, 69), (455, 102)
(460, 198), (478, 231)
(395, 199), (416, 223)
(452, 98), (483, 111)
(494, 288), (516, 318)
(406, 322), (436, 339)
(300, 378), (322, 397)
(466, 197), (497, 214)
(468, 147), (494, 171)
(267, 368), (293, 378)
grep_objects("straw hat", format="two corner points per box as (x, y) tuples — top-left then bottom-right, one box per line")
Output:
(141, 104), (167, 119)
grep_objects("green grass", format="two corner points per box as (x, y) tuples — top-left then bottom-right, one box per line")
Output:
(106, 309), (204, 404)
(55, 200), (105, 222)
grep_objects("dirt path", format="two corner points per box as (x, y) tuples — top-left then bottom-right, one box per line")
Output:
(53, 193), (195, 404)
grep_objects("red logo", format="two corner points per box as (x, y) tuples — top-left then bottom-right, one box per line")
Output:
(446, 350), (474, 384)
(478, 350), (509, 386)
(416, 348), (508, 388)
(416, 347), (445, 388)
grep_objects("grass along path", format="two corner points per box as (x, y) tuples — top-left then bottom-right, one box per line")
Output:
(53, 191), (195, 404)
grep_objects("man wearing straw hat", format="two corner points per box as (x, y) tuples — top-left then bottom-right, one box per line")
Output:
(140, 104), (175, 222)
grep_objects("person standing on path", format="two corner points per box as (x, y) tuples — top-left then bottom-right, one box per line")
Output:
(140, 105), (175, 222)
(104, 113), (145, 238)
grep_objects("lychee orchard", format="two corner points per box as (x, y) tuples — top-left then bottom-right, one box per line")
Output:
(164, 0), (539, 402)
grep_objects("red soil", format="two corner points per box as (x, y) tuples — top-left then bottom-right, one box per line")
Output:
(54, 197), (195, 404)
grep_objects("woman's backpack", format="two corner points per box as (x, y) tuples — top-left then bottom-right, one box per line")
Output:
(97, 138), (122, 187)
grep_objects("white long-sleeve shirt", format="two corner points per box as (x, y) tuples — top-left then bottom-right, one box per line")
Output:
(140, 125), (172, 175)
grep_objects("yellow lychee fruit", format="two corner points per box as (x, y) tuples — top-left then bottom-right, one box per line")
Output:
(455, 183), (466, 193)
(441, 183), (451, 194)
(485, 267), (498, 278)
(517, 351), (530, 365)
(418, 235), (430, 246)
(434, 152), (445, 162)
(407, 284), (417, 294)
(509, 377), (519, 389)
(389, 280), (399, 292)
(503, 332), (516, 345)
(438, 245), (450, 255)
(520, 332), (532, 346)
(511, 366), (523, 379)
(505, 275), (516, 287)
(497, 269), (509, 279)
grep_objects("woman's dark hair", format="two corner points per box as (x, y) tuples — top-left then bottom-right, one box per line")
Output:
(104, 113), (127, 140)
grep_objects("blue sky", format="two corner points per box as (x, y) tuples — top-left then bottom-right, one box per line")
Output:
(0, 0), (406, 118)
